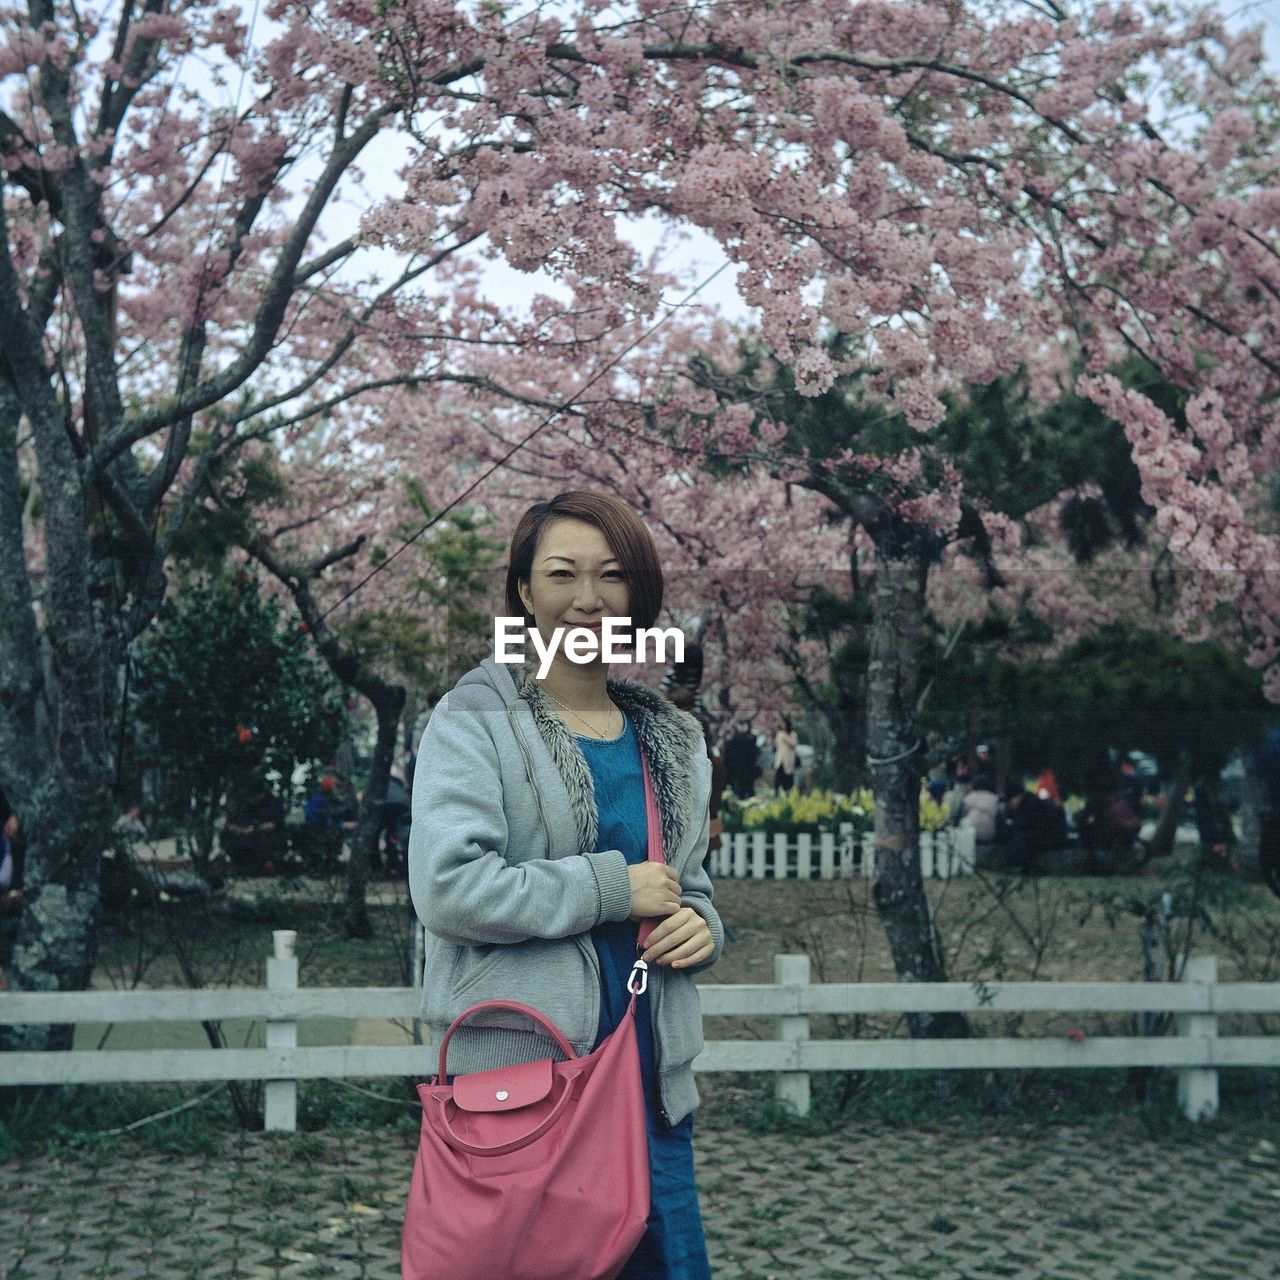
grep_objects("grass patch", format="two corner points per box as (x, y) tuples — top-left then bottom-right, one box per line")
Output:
(0, 1074), (422, 1160)
(697, 1066), (1280, 1138)
(0, 1080), (239, 1160)
(295, 1077), (421, 1135)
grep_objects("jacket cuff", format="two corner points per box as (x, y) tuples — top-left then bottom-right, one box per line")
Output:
(681, 895), (724, 975)
(588, 849), (632, 924)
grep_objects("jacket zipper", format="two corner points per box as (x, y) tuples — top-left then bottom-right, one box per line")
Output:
(649, 818), (701, 1129)
(647, 804), (705, 1128)
(650, 964), (672, 1125)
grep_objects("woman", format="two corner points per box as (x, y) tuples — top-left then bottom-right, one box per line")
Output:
(408, 490), (723, 1279)
(773, 716), (798, 792)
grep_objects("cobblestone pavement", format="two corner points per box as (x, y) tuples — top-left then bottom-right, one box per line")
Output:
(3, 1116), (1278, 1280)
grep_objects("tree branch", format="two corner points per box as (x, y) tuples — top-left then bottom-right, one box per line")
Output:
(304, 537), (366, 578)
(97, 0), (168, 142)
(220, 228), (484, 434)
(102, 105), (395, 457)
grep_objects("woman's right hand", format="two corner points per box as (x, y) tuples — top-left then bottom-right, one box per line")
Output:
(627, 862), (682, 921)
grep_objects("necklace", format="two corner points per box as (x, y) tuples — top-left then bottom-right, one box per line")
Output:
(544, 689), (618, 739)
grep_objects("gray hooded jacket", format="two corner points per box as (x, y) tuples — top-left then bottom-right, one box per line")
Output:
(408, 656), (725, 1127)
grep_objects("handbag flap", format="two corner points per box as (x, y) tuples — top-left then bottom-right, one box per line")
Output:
(452, 1056), (554, 1113)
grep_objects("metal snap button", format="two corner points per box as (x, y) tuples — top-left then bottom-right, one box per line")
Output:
(496, 1090), (509, 1101)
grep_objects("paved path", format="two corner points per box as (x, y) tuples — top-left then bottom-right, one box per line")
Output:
(3, 1114), (1277, 1279)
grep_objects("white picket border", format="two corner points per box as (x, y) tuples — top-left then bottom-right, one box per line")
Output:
(712, 826), (976, 879)
(2, 935), (1277, 1130)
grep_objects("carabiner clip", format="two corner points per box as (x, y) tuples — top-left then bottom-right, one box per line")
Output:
(627, 958), (649, 995)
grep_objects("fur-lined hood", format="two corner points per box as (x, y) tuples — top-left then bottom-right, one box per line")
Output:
(458, 656), (706, 861)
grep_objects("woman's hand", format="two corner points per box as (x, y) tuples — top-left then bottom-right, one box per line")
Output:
(640, 906), (714, 970)
(627, 862), (682, 921)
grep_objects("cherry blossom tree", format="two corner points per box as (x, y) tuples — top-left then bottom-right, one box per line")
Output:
(319, 0), (1278, 1005)
(0, 0), (651, 1034)
(5, 0), (1279, 1046)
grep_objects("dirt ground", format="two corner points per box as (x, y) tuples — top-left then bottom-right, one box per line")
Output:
(84, 845), (1280, 1056)
(709, 854), (1280, 983)
(703, 853), (1280, 1044)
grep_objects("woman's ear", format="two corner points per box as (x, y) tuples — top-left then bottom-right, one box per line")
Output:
(517, 579), (533, 618)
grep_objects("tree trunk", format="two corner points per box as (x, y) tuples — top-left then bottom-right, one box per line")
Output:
(829, 672), (867, 794)
(1148, 750), (1193, 859)
(1, 374), (114, 1052)
(344, 685), (405, 939)
(865, 528), (967, 1039)
(1237, 755), (1263, 882)
(3, 806), (110, 1054)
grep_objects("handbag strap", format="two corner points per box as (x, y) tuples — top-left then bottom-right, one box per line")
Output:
(627, 747), (667, 997)
(635, 747), (665, 950)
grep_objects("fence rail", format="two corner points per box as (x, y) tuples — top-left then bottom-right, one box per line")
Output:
(2, 935), (1277, 1130)
(712, 826), (976, 879)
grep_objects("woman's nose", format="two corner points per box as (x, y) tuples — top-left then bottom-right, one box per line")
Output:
(573, 576), (604, 611)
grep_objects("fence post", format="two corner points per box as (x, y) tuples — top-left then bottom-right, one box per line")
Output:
(775, 954), (811, 1118)
(265, 929), (299, 1133)
(818, 832), (835, 879)
(861, 833), (876, 880)
(796, 831), (813, 880)
(1177, 954), (1218, 1122)
(772, 832), (789, 879)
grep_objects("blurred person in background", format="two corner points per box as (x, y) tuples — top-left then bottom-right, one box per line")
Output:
(1005, 779), (1068, 875)
(773, 716), (798, 792)
(1248, 730), (1280, 898)
(955, 774), (999, 845)
(724, 719), (759, 799)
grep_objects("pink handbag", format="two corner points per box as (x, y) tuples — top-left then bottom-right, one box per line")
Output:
(401, 750), (667, 1280)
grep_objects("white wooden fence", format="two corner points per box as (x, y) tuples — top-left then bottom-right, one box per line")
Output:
(1, 934), (1277, 1131)
(713, 825), (976, 879)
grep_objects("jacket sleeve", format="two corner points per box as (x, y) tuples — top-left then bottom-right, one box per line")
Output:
(676, 771), (724, 977)
(408, 691), (633, 946)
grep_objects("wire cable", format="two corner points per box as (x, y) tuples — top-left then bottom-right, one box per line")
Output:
(313, 258), (733, 627)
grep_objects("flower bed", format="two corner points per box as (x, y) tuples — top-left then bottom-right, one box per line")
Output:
(712, 825), (976, 880)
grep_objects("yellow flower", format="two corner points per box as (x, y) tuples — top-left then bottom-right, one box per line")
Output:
(919, 795), (948, 832)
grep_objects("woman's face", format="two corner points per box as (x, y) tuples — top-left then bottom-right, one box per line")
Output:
(517, 518), (630, 659)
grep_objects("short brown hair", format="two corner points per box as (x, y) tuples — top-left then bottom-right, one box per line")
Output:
(505, 491), (664, 631)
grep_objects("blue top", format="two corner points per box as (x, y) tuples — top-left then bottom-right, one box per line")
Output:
(577, 713), (659, 1102)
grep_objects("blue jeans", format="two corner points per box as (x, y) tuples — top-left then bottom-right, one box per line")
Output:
(618, 1108), (712, 1280)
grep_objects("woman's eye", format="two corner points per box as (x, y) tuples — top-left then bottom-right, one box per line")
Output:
(549, 570), (573, 579)
(603, 571), (625, 581)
